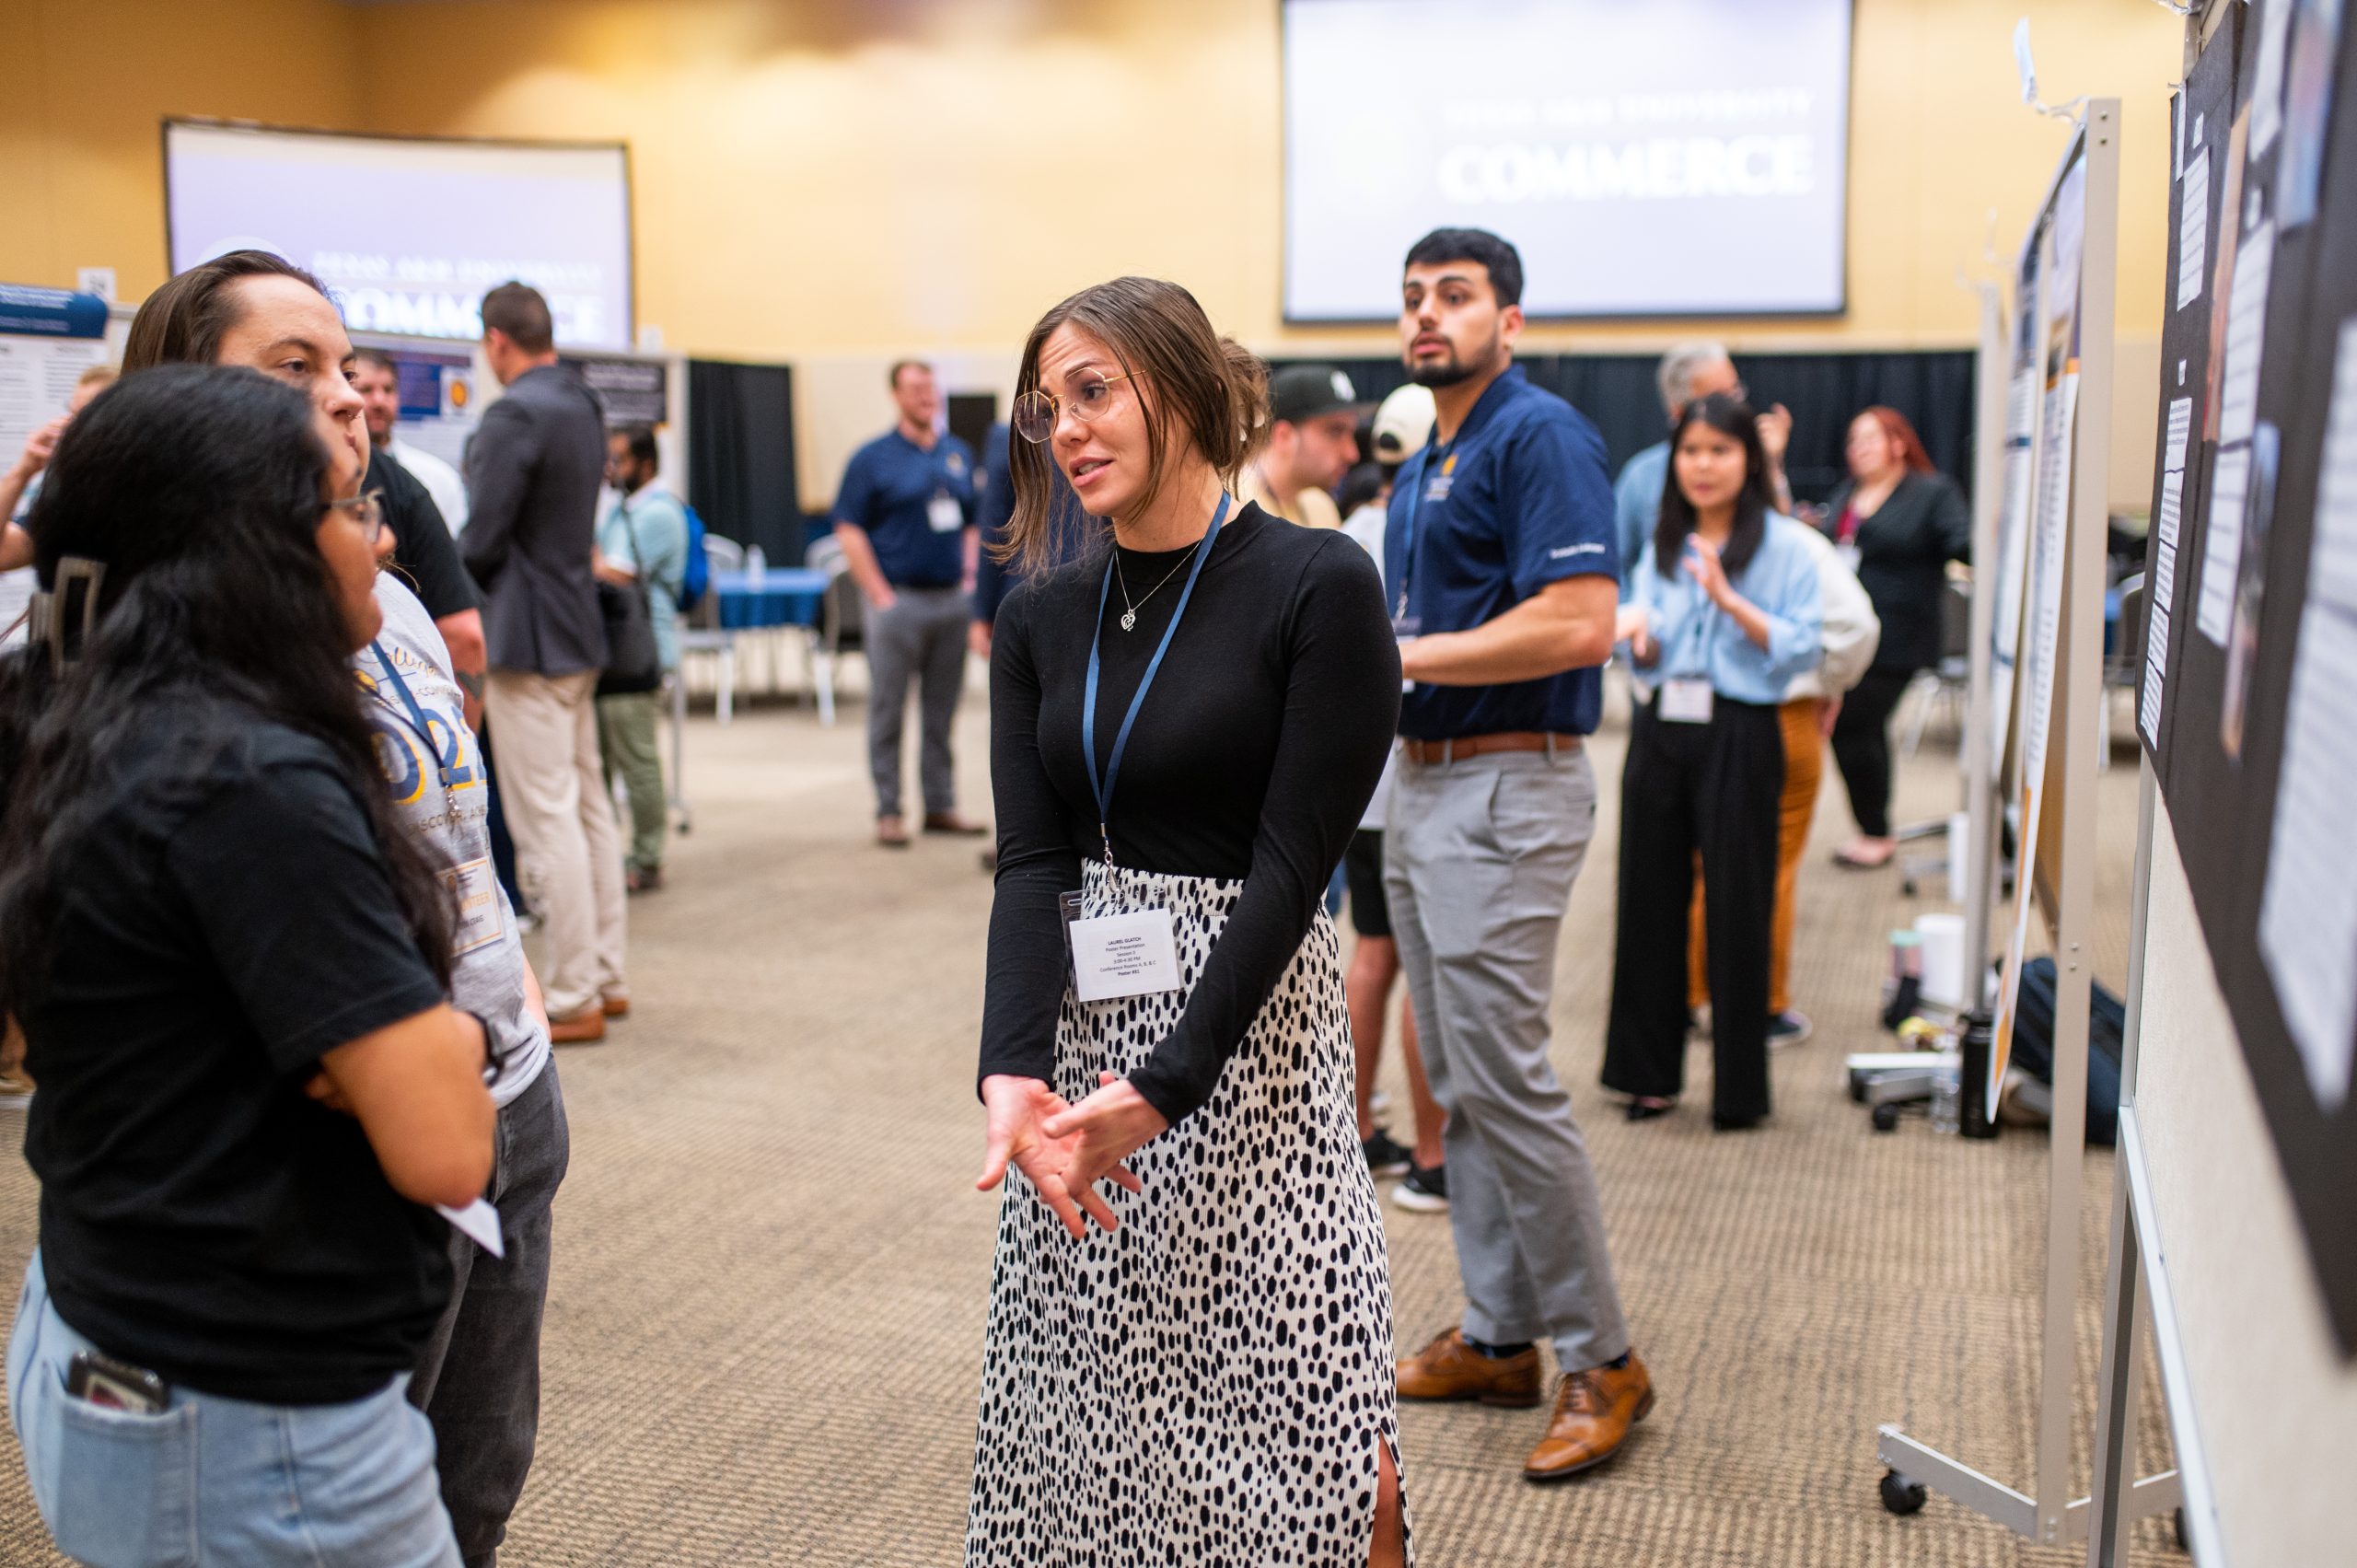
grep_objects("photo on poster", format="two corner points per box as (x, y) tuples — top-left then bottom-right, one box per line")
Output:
(2277, 0), (2346, 230)
(2222, 421), (2282, 760)
(2202, 108), (2253, 444)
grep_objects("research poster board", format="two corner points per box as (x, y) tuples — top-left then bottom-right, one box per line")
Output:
(0, 286), (110, 471)
(165, 121), (634, 351)
(354, 337), (480, 475)
(1985, 250), (2041, 784)
(1279, 0), (1852, 319)
(2136, 0), (2357, 1355)
(1989, 139), (2089, 1113)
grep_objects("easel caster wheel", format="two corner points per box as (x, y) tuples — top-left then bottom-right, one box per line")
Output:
(1849, 1069), (1868, 1103)
(2175, 1506), (2188, 1551)
(1880, 1469), (1928, 1515)
(1872, 1102), (1902, 1132)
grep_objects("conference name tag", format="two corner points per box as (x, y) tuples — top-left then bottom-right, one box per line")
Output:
(927, 492), (964, 532)
(443, 857), (505, 957)
(1068, 908), (1182, 1004)
(1661, 678), (1715, 725)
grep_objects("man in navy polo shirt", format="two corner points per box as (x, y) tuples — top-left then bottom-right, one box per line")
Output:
(834, 360), (989, 847)
(1381, 228), (1656, 1484)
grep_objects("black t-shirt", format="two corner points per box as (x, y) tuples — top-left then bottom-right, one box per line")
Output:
(22, 693), (456, 1404)
(370, 447), (481, 623)
(978, 504), (1400, 1124)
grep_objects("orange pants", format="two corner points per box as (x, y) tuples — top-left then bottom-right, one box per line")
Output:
(1690, 697), (1825, 1016)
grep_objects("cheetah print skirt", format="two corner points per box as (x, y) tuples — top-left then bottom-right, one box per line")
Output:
(967, 861), (1411, 1567)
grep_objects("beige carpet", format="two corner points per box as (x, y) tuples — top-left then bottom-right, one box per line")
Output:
(0, 672), (2184, 1566)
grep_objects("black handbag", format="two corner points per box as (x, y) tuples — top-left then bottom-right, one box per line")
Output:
(597, 503), (663, 696)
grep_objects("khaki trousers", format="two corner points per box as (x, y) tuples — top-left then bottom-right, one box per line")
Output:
(486, 669), (627, 1018)
(1689, 696), (1825, 1016)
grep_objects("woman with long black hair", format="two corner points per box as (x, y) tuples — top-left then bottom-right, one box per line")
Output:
(969, 277), (1407, 1566)
(122, 250), (567, 1568)
(1, 365), (493, 1566)
(1602, 394), (1823, 1131)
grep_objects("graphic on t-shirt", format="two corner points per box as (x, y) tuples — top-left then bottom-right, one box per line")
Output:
(355, 648), (482, 809)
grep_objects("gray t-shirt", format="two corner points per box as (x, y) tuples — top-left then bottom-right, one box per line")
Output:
(357, 578), (551, 1107)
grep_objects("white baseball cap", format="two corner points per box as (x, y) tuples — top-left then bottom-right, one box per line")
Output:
(1370, 383), (1438, 464)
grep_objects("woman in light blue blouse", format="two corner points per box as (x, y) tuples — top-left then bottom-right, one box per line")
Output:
(1602, 395), (1823, 1131)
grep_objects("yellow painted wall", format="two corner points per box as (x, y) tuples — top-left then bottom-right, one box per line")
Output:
(0, 0), (361, 296)
(340, 0), (2181, 356)
(2, 0), (2180, 502)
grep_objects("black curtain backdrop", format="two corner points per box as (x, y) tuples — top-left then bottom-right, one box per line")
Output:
(1274, 349), (1980, 505)
(686, 359), (802, 561)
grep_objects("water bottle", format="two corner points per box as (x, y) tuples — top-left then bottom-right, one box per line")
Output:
(1958, 1011), (1999, 1139)
(1930, 1066), (1961, 1135)
(744, 541), (767, 581)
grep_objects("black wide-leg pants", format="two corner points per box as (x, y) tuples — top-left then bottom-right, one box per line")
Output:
(1603, 695), (1784, 1124)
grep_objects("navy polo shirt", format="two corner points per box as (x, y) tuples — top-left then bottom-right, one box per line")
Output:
(1383, 366), (1620, 739)
(834, 429), (978, 588)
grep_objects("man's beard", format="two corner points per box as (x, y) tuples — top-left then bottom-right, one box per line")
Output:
(1405, 329), (1502, 389)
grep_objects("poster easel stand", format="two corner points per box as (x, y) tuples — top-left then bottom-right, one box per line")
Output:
(1868, 99), (2182, 1551)
(2084, 761), (2220, 1565)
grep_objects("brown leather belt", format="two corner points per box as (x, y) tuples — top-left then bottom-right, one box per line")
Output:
(1400, 731), (1585, 765)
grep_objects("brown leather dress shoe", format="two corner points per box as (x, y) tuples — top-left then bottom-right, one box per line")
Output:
(1523, 1353), (1655, 1482)
(922, 811), (990, 837)
(600, 987), (631, 1019)
(876, 815), (911, 848)
(1396, 1329), (1542, 1407)
(549, 1005), (608, 1046)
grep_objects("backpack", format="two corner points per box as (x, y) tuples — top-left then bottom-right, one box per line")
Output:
(2009, 956), (2126, 1145)
(675, 500), (711, 613)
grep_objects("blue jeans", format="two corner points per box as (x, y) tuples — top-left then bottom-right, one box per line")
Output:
(7, 1252), (460, 1568)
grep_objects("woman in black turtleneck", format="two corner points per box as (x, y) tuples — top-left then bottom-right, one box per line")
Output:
(965, 278), (1407, 1568)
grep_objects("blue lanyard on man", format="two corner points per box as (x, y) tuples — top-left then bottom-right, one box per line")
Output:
(1391, 439), (1449, 628)
(1081, 494), (1230, 866)
(370, 640), (456, 788)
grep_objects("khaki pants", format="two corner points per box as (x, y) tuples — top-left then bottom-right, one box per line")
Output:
(1689, 696), (1826, 1016)
(486, 669), (627, 1018)
(597, 690), (667, 875)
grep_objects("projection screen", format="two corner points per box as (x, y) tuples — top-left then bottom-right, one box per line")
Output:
(165, 121), (633, 351)
(1282, 0), (1853, 320)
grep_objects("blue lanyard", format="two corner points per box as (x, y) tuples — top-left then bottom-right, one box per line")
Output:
(1081, 494), (1229, 865)
(1663, 546), (1725, 682)
(369, 640), (455, 787)
(1391, 436), (1450, 624)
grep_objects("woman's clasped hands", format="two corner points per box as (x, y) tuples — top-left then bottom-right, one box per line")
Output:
(976, 1072), (1168, 1240)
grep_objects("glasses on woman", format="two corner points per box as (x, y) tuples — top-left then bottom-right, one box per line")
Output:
(1012, 368), (1137, 444)
(325, 489), (388, 546)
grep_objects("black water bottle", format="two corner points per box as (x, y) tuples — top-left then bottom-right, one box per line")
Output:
(1958, 1011), (1999, 1139)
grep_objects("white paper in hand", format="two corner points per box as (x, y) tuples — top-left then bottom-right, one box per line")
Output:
(438, 1198), (505, 1258)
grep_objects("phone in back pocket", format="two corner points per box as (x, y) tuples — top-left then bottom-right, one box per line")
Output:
(64, 1350), (168, 1415)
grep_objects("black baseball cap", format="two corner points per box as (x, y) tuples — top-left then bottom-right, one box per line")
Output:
(1270, 364), (1362, 425)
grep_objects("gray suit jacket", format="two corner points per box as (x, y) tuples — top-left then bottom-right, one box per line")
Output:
(461, 363), (609, 677)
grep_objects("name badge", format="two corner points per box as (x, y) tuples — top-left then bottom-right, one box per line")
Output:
(928, 492), (964, 532)
(1069, 908), (1182, 1004)
(443, 857), (506, 957)
(1661, 678), (1715, 725)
